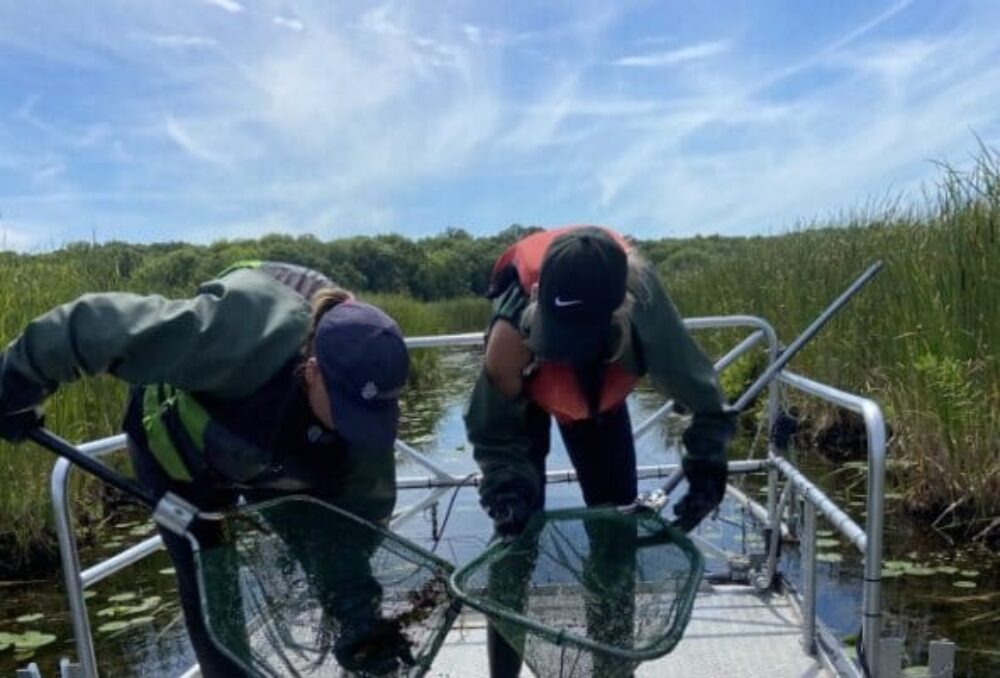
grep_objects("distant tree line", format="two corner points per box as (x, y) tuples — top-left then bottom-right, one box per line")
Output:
(4, 225), (757, 300)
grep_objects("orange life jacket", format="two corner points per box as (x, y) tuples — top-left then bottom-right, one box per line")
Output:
(491, 226), (638, 423)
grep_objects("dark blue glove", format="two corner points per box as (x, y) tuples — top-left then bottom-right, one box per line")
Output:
(0, 407), (44, 442)
(334, 617), (415, 675)
(673, 457), (728, 532)
(485, 491), (533, 537)
(672, 410), (736, 532)
(0, 350), (50, 442)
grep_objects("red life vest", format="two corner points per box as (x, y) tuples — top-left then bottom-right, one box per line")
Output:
(491, 226), (639, 423)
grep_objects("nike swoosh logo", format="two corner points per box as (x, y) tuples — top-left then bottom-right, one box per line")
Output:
(554, 297), (583, 308)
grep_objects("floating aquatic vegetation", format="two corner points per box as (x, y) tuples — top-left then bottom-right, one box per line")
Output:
(158, 567), (176, 576)
(904, 566), (937, 577)
(953, 581), (978, 589)
(817, 530), (835, 538)
(96, 596), (163, 618)
(816, 538), (840, 549)
(936, 565), (960, 575)
(960, 570), (979, 577)
(817, 552), (843, 563)
(881, 569), (904, 578)
(15, 613), (44, 623)
(84, 591), (97, 600)
(0, 631), (57, 651)
(97, 621), (130, 633)
(902, 667), (930, 677)
(107, 592), (137, 603)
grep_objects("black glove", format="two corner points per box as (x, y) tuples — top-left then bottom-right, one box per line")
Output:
(485, 491), (534, 537)
(673, 457), (728, 532)
(0, 350), (51, 441)
(0, 407), (44, 442)
(334, 617), (416, 675)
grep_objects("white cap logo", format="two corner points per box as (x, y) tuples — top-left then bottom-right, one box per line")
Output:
(360, 381), (379, 400)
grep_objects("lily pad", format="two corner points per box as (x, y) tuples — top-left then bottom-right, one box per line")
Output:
(902, 667), (930, 678)
(130, 616), (155, 625)
(15, 613), (44, 623)
(816, 538), (840, 549)
(12, 631), (57, 650)
(158, 567), (176, 576)
(817, 530), (835, 538)
(817, 552), (843, 563)
(84, 591), (98, 600)
(952, 581), (977, 589)
(122, 596), (162, 615)
(881, 568), (904, 578)
(108, 592), (137, 603)
(904, 566), (938, 577)
(0, 632), (15, 651)
(936, 566), (960, 575)
(97, 621), (130, 633)
(883, 560), (912, 570)
(960, 570), (979, 577)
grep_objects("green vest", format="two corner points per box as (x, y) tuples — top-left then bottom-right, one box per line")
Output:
(140, 261), (332, 483)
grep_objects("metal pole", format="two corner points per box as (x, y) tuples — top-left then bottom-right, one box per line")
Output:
(51, 459), (99, 678)
(731, 261), (883, 412)
(651, 261), (883, 504)
(30, 429), (156, 508)
(802, 502), (817, 655)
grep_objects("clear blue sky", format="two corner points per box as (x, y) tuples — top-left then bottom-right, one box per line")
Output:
(2, 0), (999, 250)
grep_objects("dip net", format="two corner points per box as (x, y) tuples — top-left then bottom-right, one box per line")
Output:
(192, 496), (459, 677)
(450, 507), (703, 677)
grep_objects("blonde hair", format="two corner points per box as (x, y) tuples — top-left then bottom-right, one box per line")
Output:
(521, 249), (652, 362)
(301, 287), (354, 359)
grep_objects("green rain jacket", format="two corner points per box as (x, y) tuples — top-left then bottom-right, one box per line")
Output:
(464, 263), (733, 509)
(0, 263), (396, 522)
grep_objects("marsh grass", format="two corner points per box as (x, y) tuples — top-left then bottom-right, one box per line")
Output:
(663, 149), (999, 537)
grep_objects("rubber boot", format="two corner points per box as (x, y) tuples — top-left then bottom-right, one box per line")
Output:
(487, 624), (523, 678)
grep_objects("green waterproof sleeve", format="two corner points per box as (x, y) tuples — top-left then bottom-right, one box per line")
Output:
(336, 444), (397, 524)
(0, 269), (311, 410)
(464, 370), (543, 509)
(630, 266), (733, 464)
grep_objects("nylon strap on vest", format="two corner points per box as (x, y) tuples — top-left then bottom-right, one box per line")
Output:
(142, 384), (211, 483)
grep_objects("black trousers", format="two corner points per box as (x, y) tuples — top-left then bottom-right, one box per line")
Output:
(128, 439), (249, 677)
(488, 402), (638, 678)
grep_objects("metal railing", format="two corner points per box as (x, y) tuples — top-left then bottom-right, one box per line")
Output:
(774, 370), (887, 675)
(47, 316), (886, 678)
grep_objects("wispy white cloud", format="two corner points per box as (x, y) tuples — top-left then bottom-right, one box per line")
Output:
(164, 116), (231, 165)
(140, 33), (218, 48)
(273, 16), (305, 32)
(202, 0), (243, 14)
(614, 40), (730, 67)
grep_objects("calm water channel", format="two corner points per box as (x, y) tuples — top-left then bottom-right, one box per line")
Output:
(1, 348), (997, 676)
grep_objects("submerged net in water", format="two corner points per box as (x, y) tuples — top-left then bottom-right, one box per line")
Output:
(192, 496), (459, 677)
(450, 507), (703, 678)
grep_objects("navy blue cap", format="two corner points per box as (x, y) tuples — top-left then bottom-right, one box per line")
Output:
(314, 301), (409, 449)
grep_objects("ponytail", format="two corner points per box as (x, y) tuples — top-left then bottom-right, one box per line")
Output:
(302, 287), (353, 358)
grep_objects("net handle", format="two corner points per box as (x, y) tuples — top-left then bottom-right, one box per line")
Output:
(638, 261), (883, 507)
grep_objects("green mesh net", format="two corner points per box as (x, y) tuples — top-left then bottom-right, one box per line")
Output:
(192, 496), (460, 677)
(450, 507), (703, 677)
